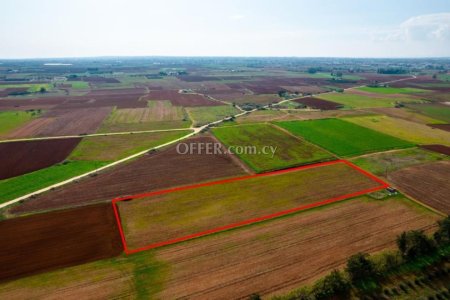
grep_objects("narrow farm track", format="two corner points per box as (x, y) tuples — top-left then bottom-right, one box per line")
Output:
(0, 75), (415, 210)
(0, 127), (192, 143)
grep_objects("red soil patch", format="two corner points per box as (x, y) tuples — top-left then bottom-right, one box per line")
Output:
(428, 124), (450, 132)
(0, 88), (148, 110)
(144, 90), (220, 107)
(0, 203), (122, 281)
(6, 107), (112, 138)
(420, 144), (450, 156)
(227, 77), (358, 95)
(68, 76), (120, 83)
(0, 88), (29, 97)
(58, 88), (148, 109)
(0, 97), (64, 111)
(11, 136), (247, 214)
(87, 88), (147, 96)
(293, 96), (342, 110)
(0, 138), (81, 180)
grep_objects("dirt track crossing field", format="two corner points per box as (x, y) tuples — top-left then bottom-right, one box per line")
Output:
(0, 203), (122, 281)
(145, 90), (220, 107)
(389, 161), (450, 213)
(11, 136), (247, 214)
(0, 138), (81, 180)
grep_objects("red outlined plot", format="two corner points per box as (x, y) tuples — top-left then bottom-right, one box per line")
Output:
(112, 159), (389, 254)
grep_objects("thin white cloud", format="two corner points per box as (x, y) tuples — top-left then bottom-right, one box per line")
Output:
(373, 13), (450, 42)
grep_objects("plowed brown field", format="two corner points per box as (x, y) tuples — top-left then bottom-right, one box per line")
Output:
(154, 195), (438, 299)
(145, 90), (219, 106)
(0, 138), (81, 180)
(6, 107), (112, 138)
(389, 161), (450, 213)
(293, 96), (342, 110)
(0, 203), (122, 281)
(11, 136), (247, 214)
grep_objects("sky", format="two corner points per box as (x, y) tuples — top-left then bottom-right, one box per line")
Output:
(1, 0), (449, 58)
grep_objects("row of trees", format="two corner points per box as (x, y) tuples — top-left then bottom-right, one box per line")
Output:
(258, 216), (450, 300)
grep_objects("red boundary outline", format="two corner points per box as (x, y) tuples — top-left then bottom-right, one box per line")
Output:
(112, 159), (389, 255)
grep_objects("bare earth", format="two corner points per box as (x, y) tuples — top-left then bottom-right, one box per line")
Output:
(155, 196), (439, 299)
(389, 161), (450, 214)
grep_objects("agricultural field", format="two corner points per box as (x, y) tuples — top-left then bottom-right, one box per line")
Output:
(388, 161), (450, 214)
(0, 57), (449, 299)
(406, 103), (450, 123)
(0, 160), (107, 205)
(97, 101), (190, 132)
(345, 115), (450, 146)
(10, 136), (247, 214)
(144, 90), (219, 107)
(350, 147), (449, 177)
(0, 203), (122, 280)
(5, 107), (113, 138)
(368, 107), (445, 125)
(231, 94), (281, 105)
(428, 124), (450, 132)
(186, 105), (240, 126)
(117, 161), (382, 250)
(69, 130), (192, 161)
(303, 72), (363, 80)
(276, 119), (413, 156)
(293, 96), (342, 110)
(317, 91), (422, 108)
(68, 81), (90, 89)
(0, 83), (53, 93)
(0, 195), (439, 299)
(420, 144), (450, 155)
(0, 110), (41, 137)
(212, 123), (333, 172)
(222, 108), (372, 125)
(0, 138), (81, 180)
(356, 86), (428, 94)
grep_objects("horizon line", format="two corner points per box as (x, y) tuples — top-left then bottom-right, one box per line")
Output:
(1, 55), (450, 61)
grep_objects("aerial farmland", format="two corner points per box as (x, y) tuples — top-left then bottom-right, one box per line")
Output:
(1, 1), (450, 298)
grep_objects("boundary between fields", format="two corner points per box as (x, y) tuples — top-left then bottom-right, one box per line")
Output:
(112, 159), (389, 254)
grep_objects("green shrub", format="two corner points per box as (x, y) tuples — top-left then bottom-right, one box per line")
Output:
(311, 270), (350, 299)
(346, 253), (377, 283)
(397, 230), (436, 261)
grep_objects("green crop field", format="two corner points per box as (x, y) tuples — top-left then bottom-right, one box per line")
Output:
(357, 86), (428, 94)
(69, 81), (90, 89)
(186, 105), (240, 126)
(344, 115), (450, 146)
(0, 83), (52, 92)
(303, 72), (363, 81)
(276, 118), (414, 156)
(212, 124), (333, 172)
(317, 92), (422, 108)
(117, 162), (378, 249)
(438, 74), (450, 81)
(0, 160), (107, 204)
(350, 147), (448, 176)
(0, 110), (41, 136)
(406, 103), (450, 123)
(70, 130), (192, 161)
